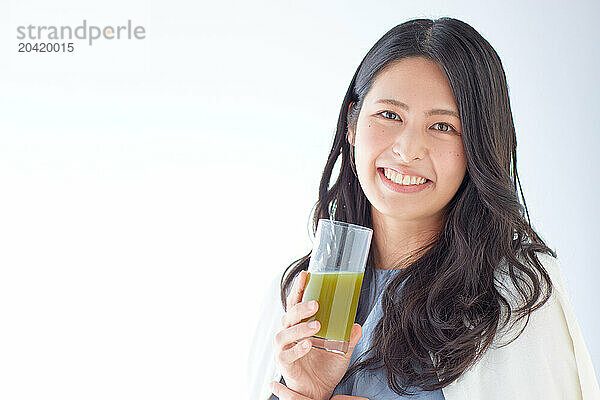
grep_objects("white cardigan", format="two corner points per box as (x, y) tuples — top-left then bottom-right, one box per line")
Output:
(247, 252), (600, 399)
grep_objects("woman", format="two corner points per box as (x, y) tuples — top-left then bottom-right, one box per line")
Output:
(248, 17), (600, 399)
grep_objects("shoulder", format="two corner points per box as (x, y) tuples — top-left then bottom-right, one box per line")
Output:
(445, 252), (595, 399)
(491, 251), (570, 347)
(247, 270), (286, 400)
(492, 251), (560, 330)
(257, 270), (286, 328)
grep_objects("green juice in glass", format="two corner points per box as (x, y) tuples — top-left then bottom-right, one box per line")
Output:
(301, 271), (364, 343)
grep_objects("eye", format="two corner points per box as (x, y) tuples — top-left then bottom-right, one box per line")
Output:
(379, 110), (402, 121)
(431, 122), (459, 134)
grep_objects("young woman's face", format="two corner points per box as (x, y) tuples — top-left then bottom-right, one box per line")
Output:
(348, 56), (467, 224)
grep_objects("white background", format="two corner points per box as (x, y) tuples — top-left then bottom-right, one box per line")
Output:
(0, 0), (598, 398)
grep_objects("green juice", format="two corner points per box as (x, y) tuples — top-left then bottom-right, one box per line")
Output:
(301, 271), (364, 342)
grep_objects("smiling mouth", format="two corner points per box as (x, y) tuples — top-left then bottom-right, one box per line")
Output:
(377, 168), (432, 185)
(377, 168), (434, 194)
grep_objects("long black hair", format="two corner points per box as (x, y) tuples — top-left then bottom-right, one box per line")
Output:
(279, 17), (555, 395)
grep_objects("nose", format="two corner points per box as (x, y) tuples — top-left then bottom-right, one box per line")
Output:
(391, 123), (427, 162)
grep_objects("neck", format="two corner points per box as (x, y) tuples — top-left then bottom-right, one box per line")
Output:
(371, 206), (443, 270)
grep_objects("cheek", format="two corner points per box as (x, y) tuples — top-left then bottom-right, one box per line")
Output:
(356, 123), (389, 160)
(433, 147), (467, 183)
(452, 147), (467, 173)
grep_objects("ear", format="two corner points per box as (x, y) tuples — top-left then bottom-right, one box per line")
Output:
(347, 127), (355, 147)
(347, 102), (356, 146)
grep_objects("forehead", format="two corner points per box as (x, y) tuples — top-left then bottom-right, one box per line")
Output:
(366, 56), (457, 107)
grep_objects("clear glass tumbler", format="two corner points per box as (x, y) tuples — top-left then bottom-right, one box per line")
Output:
(300, 219), (373, 354)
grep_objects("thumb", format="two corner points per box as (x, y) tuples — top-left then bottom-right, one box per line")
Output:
(346, 323), (362, 356)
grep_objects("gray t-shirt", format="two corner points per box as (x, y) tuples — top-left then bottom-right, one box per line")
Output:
(331, 268), (445, 399)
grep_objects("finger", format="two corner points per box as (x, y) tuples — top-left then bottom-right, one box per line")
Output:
(275, 319), (320, 351)
(276, 337), (313, 365)
(270, 381), (313, 400)
(286, 270), (307, 312)
(280, 299), (319, 329)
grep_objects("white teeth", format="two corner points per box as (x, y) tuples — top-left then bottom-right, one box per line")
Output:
(383, 168), (427, 185)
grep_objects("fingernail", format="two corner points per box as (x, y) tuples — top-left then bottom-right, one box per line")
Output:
(309, 320), (319, 329)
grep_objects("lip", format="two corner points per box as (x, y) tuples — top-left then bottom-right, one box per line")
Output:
(377, 168), (433, 193)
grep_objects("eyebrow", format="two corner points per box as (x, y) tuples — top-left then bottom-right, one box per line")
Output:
(375, 98), (460, 119)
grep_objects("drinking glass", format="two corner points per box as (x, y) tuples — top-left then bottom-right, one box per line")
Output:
(300, 219), (373, 354)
